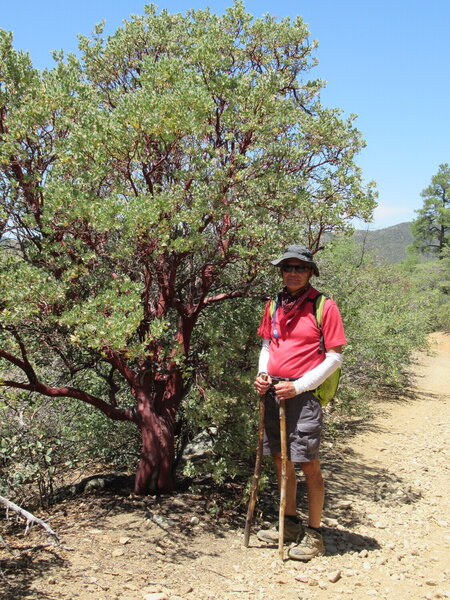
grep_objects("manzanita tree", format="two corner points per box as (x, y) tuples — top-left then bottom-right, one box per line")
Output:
(0, 3), (376, 493)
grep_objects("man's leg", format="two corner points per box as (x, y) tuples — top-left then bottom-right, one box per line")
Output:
(288, 458), (325, 560)
(300, 458), (324, 527)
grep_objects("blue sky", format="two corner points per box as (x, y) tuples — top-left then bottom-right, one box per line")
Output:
(2, 0), (449, 230)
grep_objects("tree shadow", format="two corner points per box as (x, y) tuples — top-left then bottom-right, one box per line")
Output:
(0, 542), (65, 600)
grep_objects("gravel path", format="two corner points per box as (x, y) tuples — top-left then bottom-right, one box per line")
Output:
(1, 333), (449, 600)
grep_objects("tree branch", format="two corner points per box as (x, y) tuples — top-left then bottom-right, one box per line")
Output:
(203, 290), (248, 305)
(1, 379), (134, 422)
(10, 328), (38, 383)
(0, 495), (60, 545)
(0, 349), (27, 372)
(103, 348), (137, 387)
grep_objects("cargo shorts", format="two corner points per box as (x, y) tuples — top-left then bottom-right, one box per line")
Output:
(263, 386), (323, 463)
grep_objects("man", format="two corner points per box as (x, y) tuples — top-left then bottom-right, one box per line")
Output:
(254, 245), (347, 560)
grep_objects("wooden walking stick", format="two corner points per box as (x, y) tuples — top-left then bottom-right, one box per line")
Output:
(278, 397), (287, 560)
(244, 378), (267, 547)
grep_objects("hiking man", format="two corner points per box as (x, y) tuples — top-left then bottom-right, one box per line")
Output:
(254, 245), (347, 560)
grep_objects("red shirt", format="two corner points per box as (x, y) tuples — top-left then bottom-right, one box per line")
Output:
(258, 288), (347, 379)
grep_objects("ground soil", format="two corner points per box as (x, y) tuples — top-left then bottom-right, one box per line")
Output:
(1, 332), (449, 600)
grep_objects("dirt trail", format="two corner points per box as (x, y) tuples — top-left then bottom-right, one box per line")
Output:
(1, 333), (449, 600)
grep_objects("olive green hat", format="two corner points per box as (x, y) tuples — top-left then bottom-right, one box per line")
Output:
(270, 244), (319, 276)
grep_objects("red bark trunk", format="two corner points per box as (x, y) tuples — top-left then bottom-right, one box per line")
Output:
(133, 376), (180, 494)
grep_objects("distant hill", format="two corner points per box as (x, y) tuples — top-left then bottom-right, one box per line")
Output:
(353, 222), (414, 263)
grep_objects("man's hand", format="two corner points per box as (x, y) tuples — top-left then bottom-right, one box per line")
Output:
(254, 373), (271, 395)
(273, 381), (297, 402)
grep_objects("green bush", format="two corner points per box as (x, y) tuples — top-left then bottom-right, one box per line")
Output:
(0, 389), (140, 506)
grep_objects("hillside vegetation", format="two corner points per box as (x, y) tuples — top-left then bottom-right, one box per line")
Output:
(353, 222), (413, 263)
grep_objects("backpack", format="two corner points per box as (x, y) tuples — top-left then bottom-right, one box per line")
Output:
(269, 292), (341, 406)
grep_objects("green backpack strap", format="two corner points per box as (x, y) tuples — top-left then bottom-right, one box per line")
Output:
(269, 298), (277, 318)
(312, 293), (327, 354)
(269, 296), (280, 339)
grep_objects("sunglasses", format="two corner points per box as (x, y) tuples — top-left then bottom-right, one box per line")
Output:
(280, 264), (311, 273)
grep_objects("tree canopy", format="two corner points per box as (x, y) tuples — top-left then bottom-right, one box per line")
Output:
(0, 3), (376, 493)
(412, 163), (450, 257)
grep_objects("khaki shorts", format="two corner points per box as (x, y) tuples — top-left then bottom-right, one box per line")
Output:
(263, 388), (323, 463)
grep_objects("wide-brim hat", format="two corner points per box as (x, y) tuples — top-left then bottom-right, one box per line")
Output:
(270, 244), (320, 276)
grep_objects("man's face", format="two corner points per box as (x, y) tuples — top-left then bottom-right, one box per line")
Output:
(280, 259), (313, 293)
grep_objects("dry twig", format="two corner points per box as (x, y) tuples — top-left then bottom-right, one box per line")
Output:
(0, 495), (60, 545)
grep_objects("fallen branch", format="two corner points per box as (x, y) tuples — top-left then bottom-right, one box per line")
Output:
(0, 495), (60, 545)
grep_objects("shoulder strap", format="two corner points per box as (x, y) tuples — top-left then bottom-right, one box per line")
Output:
(269, 294), (281, 339)
(312, 293), (327, 354)
(269, 299), (277, 318)
(313, 293), (327, 329)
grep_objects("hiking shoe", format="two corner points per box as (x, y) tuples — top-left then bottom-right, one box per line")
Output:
(257, 517), (304, 545)
(287, 527), (325, 561)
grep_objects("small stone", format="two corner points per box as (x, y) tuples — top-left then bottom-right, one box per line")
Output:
(359, 550), (369, 558)
(141, 586), (162, 594)
(120, 537), (131, 545)
(155, 546), (166, 555)
(308, 578), (319, 586)
(150, 513), (175, 529)
(425, 580), (438, 586)
(327, 570), (341, 583)
(344, 569), (356, 577)
(363, 561), (371, 570)
(385, 542), (396, 550)
(190, 516), (200, 525)
(295, 575), (309, 583)
(180, 585), (193, 594)
(112, 549), (125, 557)
(336, 500), (353, 509)
(47, 577), (57, 584)
(143, 594), (170, 600)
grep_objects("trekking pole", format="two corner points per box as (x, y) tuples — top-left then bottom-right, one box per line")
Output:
(244, 376), (267, 547)
(278, 397), (287, 560)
